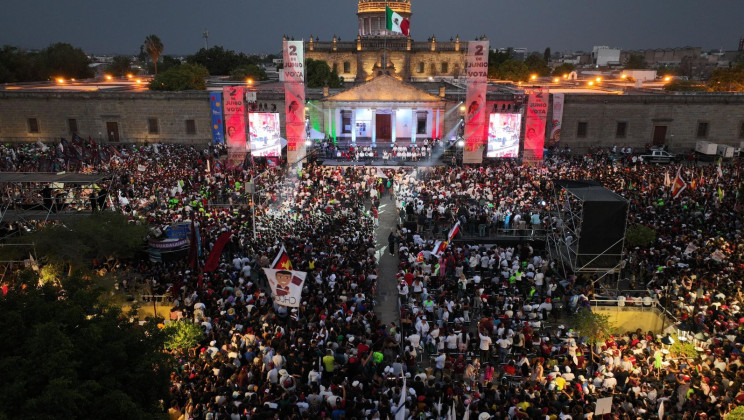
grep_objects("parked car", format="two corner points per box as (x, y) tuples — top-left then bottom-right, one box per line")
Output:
(639, 149), (677, 163)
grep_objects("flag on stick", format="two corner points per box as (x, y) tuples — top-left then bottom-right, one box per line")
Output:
(671, 167), (687, 199)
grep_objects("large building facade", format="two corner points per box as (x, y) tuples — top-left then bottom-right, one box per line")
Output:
(305, 0), (467, 82)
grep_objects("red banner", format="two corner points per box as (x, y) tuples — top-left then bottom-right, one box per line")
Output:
(463, 41), (489, 164)
(223, 86), (246, 168)
(283, 40), (306, 164)
(203, 231), (233, 273)
(523, 88), (548, 163)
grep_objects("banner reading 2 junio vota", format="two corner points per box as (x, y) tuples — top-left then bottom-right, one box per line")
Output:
(463, 40), (489, 164)
(283, 40), (306, 165)
(209, 92), (225, 145)
(223, 86), (246, 167)
(524, 87), (549, 163)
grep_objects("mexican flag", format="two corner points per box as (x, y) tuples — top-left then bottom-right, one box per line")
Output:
(386, 6), (409, 36)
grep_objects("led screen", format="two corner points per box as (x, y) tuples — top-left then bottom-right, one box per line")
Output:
(248, 113), (281, 157)
(486, 113), (521, 158)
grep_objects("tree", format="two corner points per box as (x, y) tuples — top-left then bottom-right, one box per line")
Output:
(495, 59), (529, 82)
(186, 46), (258, 76)
(305, 58), (342, 88)
(229, 64), (267, 82)
(488, 49), (510, 79)
(571, 308), (614, 345)
(664, 80), (708, 92)
(543, 47), (551, 63)
(524, 53), (550, 77)
(144, 34), (164, 75)
(148, 63), (209, 91)
(146, 56), (181, 75)
(107, 55), (133, 77)
(552, 63), (576, 77)
(38, 43), (94, 80)
(163, 320), (205, 351)
(727, 406), (744, 420)
(707, 64), (744, 92)
(625, 54), (647, 69)
(625, 224), (656, 247)
(0, 271), (172, 419)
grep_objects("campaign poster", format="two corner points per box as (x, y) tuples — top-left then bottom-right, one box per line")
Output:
(223, 86), (246, 167)
(263, 268), (307, 308)
(463, 40), (489, 164)
(548, 93), (564, 149)
(283, 40), (306, 165)
(523, 87), (548, 163)
(487, 113), (522, 158)
(209, 92), (225, 145)
(248, 113), (282, 157)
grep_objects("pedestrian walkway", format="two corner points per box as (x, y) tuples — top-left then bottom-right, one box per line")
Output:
(374, 193), (401, 327)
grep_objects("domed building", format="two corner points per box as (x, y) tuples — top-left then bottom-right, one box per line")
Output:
(305, 0), (467, 82)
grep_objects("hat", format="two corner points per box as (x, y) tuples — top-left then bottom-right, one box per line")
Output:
(279, 369), (288, 376)
(210, 340), (217, 346)
(578, 375), (586, 381)
(352, 380), (361, 387)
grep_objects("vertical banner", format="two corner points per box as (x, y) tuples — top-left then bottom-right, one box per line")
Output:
(223, 86), (246, 168)
(209, 92), (225, 145)
(463, 41), (489, 164)
(283, 40), (306, 165)
(548, 93), (564, 150)
(523, 87), (548, 164)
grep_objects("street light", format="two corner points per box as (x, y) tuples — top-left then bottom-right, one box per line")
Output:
(595, 77), (602, 82)
(246, 79), (254, 86)
(530, 74), (537, 81)
(621, 74), (627, 79)
(553, 77), (559, 83)
(663, 76), (671, 82)
(105, 75), (113, 81)
(588, 81), (594, 86)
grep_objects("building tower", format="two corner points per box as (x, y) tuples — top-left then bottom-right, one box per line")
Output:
(739, 36), (743, 52)
(358, 0), (411, 37)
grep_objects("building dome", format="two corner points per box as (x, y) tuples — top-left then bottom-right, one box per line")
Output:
(357, 0), (411, 37)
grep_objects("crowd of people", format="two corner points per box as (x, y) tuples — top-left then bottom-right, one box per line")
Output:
(1, 137), (744, 419)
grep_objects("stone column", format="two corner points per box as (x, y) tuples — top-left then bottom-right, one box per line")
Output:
(435, 109), (440, 140)
(371, 108), (377, 145)
(351, 108), (357, 144)
(410, 108), (417, 144)
(391, 109), (397, 143)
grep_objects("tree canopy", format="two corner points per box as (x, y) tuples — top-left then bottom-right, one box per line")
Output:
(552, 63), (576, 77)
(187, 46), (265, 76)
(493, 59), (530, 82)
(144, 35), (164, 74)
(149, 63), (209, 91)
(0, 270), (172, 419)
(107, 55), (134, 77)
(229, 64), (268, 82)
(487, 49), (511, 78)
(305, 58), (343, 88)
(0, 43), (94, 83)
(625, 54), (647, 69)
(708, 64), (744, 92)
(524, 53), (550, 77)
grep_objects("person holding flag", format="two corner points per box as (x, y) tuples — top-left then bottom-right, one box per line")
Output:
(671, 166), (687, 199)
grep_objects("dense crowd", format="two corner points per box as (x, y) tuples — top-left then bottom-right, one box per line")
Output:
(1, 138), (743, 419)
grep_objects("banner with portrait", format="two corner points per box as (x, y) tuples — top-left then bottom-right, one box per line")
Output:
(263, 268), (307, 307)
(209, 92), (225, 145)
(463, 41), (489, 164)
(248, 113), (281, 157)
(223, 86), (246, 168)
(283, 40), (306, 165)
(523, 88), (548, 164)
(548, 93), (564, 150)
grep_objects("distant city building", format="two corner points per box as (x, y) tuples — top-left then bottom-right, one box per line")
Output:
(592, 46), (621, 67)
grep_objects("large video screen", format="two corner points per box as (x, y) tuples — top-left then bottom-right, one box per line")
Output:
(487, 113), (522, 158)
(248, 113), (281, 157)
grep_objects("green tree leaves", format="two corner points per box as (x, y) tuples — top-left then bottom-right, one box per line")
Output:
(230, 64), (268, 82)
(305, 58), (343, 88)
(144, 35), (164, 75)
(148, 63), (209, 91)
(0, 43), (93, 83)
(163, 320), (205, 350)
(0, 272), (172, 419)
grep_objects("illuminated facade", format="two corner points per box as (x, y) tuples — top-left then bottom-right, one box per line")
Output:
(305, 0), (466, 82)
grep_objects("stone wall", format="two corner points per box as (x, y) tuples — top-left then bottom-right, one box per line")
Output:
(0, 91), (212, 145)
(560, 94), (744, 152)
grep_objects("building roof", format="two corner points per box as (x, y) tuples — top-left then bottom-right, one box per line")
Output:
(325, 75), (444, 102)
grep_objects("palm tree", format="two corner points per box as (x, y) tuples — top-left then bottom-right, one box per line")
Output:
(144, 35), (164, 75)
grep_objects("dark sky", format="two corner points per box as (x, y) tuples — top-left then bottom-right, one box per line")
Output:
(3, 0), (740, 56)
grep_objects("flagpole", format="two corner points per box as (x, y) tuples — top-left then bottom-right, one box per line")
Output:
(384, 1), (388, 72)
